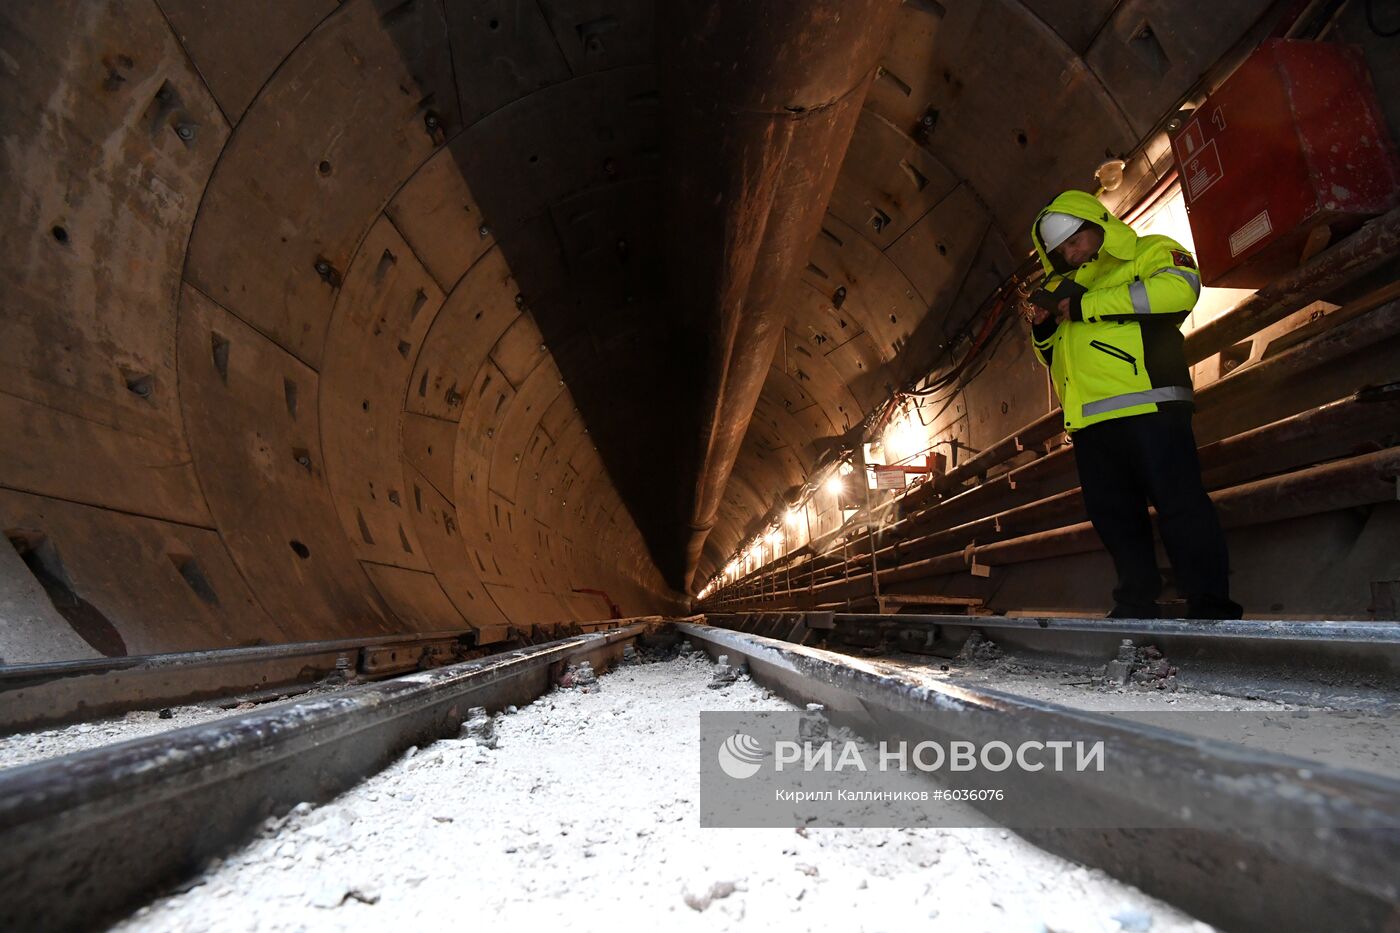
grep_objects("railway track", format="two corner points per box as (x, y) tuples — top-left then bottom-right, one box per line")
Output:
(0, 624), (649, 931)
(706, 611), (1400, 709)
(0, 620), (637, 735)
(0, 616), (1397, 931)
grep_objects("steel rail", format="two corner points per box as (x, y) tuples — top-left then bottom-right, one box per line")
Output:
(4, 618), (1397, 931)
(677, 622), (1400, 933)
(0, 619), (657, 735)
(0, 624), (649, 932)
(706, 611), (1400, 709)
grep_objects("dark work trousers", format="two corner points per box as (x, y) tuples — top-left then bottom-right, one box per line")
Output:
(1070, 407), (1239, 618)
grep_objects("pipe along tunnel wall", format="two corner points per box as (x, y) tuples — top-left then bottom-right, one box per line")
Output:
(3, 0), (1400, 663)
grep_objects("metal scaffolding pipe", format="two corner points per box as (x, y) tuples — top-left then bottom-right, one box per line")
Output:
(725, 444), (1400, 608)
(728, 335), (1400, 603)
(932, 410), (1065, 494)
(878, 388), (1400, 578)
(1198, 308), (1400, 449)
(1199, 384), (1400, 489)
(1184, 205), (1400, 363)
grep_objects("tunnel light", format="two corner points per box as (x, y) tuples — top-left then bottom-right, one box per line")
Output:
(1095, 159), (1126, 192)
(765, 530), (782, 546)
(885, 416), (924, 463)
(824, 473), (845, 498)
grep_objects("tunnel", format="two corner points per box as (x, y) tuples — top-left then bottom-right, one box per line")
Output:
(3, 0), (1400, 930)
(3, 0), (1399, 662)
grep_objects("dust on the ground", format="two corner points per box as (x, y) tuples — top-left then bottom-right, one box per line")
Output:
(0, 705), (231, 770)
(878, 646), (1400, 781)
(0, 679), (363, 772)
(117, 647), (1211, 933)
(868, 627), (1310, 713)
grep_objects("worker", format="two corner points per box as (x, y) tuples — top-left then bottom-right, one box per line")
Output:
(1026, 190), (1242, 621)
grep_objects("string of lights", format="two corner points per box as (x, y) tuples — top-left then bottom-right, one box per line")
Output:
(696, 260), (1040, 601)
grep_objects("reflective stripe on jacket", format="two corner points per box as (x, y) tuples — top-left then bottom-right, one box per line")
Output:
(1029, 190), (1200, 433)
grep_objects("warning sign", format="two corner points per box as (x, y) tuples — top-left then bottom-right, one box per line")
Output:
(873, 467), (907, 491)
(1184, 138), (1223, 200)
(1228, 209), (1273, 257)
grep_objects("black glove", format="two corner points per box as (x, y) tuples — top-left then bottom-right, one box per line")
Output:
(1027, 288), (1061, 312)
(1030, 278), (1087, 322)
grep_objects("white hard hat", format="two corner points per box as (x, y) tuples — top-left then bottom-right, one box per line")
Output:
(1039, 211), (1085, 252)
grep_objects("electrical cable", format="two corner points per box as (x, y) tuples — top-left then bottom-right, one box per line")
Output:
(909, 286), (1016, 396)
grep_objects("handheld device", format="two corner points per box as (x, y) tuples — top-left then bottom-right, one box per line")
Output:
(1028, 277), (1086, 311)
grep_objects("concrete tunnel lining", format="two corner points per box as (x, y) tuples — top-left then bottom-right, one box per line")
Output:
(2, 0), (1400, 664)
(5, 3), (1400, 929)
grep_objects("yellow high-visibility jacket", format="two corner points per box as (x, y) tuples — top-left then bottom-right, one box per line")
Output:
(1029, 190), (1202, 433)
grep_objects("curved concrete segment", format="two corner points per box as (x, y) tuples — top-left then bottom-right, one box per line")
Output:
(0, 0), (674, 660)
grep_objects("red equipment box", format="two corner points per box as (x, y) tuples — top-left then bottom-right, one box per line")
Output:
(1172, 39), (1400, 289)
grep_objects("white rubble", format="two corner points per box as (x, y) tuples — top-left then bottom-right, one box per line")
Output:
(0, 705), (230, 771)
(114, 651), (1211, 933)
